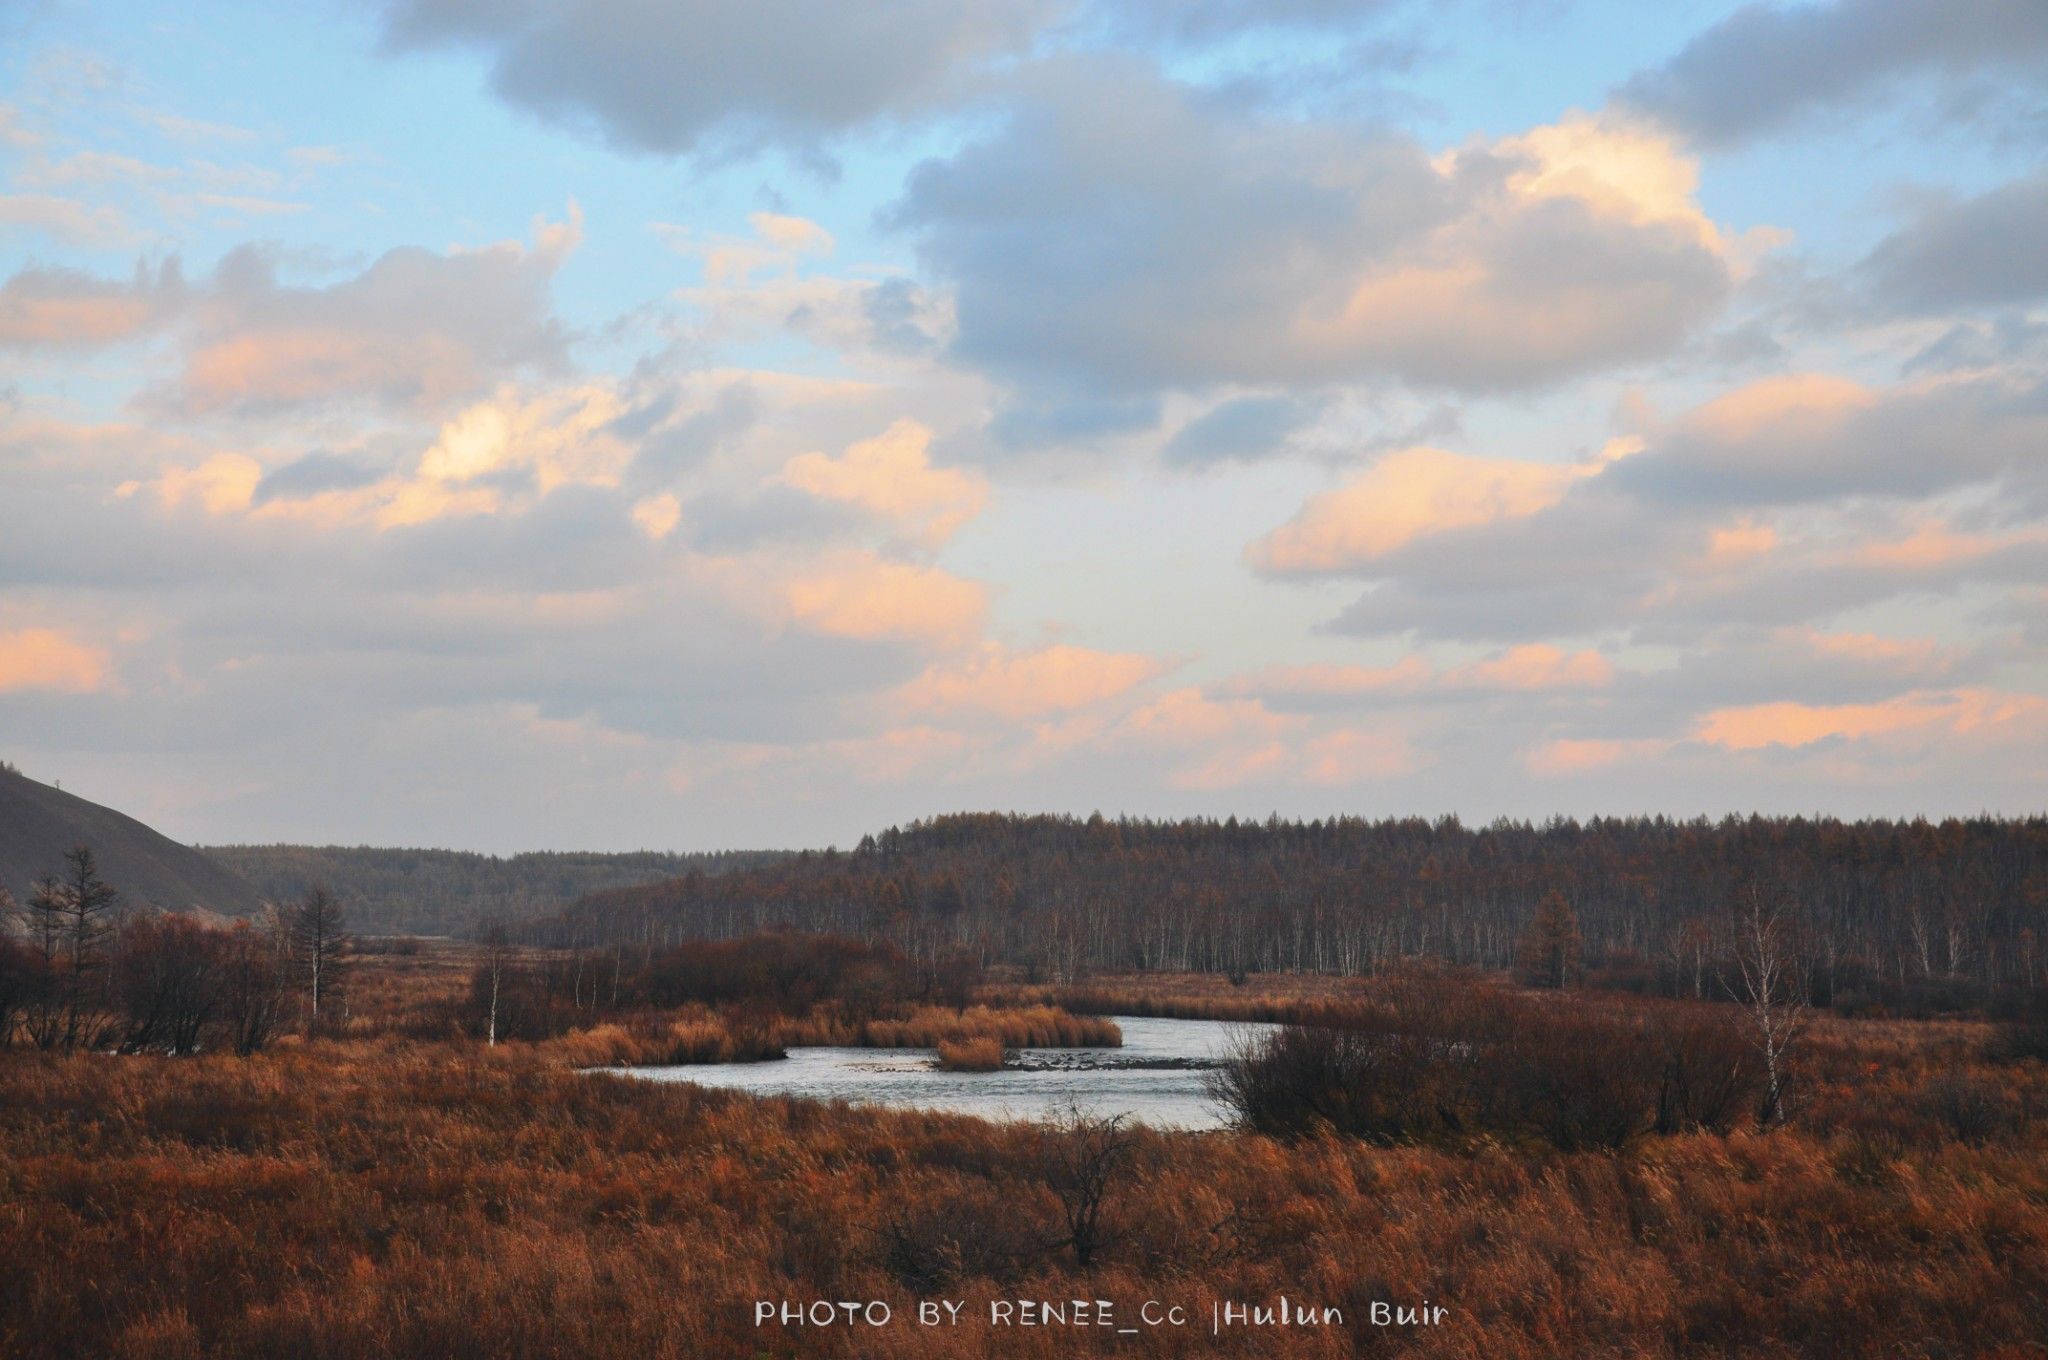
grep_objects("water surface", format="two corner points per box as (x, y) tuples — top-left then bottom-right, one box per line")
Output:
(612, 1015), (1267, 1130)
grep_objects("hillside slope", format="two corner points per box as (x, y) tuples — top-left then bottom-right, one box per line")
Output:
(0, 765), (264, 917)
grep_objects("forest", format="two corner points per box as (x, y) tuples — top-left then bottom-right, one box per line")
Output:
(536, 812), (2048, 1008)
(202, 843), (786, 936)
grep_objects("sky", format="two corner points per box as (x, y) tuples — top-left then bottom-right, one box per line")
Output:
(1, 0), (2045, 852)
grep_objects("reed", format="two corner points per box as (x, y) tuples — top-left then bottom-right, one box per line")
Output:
(935, 1035), (1005, 1071)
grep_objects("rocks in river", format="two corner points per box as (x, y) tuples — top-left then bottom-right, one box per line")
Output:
(1007, 1053), (1219, 1072)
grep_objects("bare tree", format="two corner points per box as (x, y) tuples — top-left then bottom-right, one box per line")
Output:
(1035, 1104), (1138, 1269)
(0, 887), (34, 1048)
(114, 914), (223, 1055)
(220, 915), (290, 1055)
(478, 916), (512, 1046)
(289, 888), (351, 1029)
(1725, 887), (1808, 1126)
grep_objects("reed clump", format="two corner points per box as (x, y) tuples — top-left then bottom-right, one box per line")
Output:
(545, 1011), (785, 1067)
(935, 1035), (1005, 1071)
(847, 1004), (1120, 1050)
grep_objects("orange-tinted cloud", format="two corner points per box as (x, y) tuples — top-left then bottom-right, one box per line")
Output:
(0, 628), (111, 693)
(1234, 644), (1612, 699)
(1524, 736), (1667, 775)
(1457, 644), (1615, 690)
(898, 643), (1163, 720)
(1250, 446), (1610, 573)
(631, 493), (682, 540)
(154, 452), (262, 514)
(781, 419), (987, 548)
(1794, 628), (1956, 673)
(1856, 520), (2044, 569)
(1689, 373), (1873, 442)
(0, 262), (177, 348)
(1696, 689), (2047, 751)
(171, 208), (580, 416)
(783, 553), (987, 646)
(1298, 728), (1420, 785)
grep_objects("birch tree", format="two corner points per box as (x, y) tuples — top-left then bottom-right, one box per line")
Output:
(1726, 887), (1808, 1126)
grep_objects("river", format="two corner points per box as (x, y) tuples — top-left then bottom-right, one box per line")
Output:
(608, 1015), (1269, 1130)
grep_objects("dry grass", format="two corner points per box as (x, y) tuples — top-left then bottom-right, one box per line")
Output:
(1024, 972), (1429, 1025)
(841, 1005), (1119, 1050)
(935, 1036), (1004, 1071)
(1, 1020), (2043, 1359)
(537, 1004), (1118, 1069)
(544, 1011), (785, 1066)
(3, 949), (2045, 1357)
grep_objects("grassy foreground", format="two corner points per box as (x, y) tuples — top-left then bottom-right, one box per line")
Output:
(1, 948), (2044, 1358)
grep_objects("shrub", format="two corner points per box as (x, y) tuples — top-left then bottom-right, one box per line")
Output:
(1209, 980), (1757, 1150)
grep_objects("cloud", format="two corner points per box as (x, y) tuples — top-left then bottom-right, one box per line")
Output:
(893, 65), (1740, 426)
(1524, 736), (1668, 776)
(1249, 443), (1623, 574)
(1122, 685), (1298, 746)
(1162, 394), (1321, 467)
(1696, 688), (2047, 751)
(370, 0), (1050, 156)
(1230, 644), (1614, 707)
(0, 260), (183, 349)
(897, 642), (1164, 719)
(143, 382), (634, 531)
(0, 211), (580, 417)
(781, 552), (987, 646)
(1258, 358), (2048, 649)
(630, 492), (681, 540)
(1860, 170), (2048, 314)
(1109, 0), (1404, 41)
(1617, 0), (2048, 147)
(168, 210), (579, 416)
(780, 419), (987, 548)
(0, 192), (130, 246)
(0, 627), (110, 693)
(659, 213), (958, 360)
(1110, 687), (1421, 789)
(1611, 370), (2047, 508)
(155, 452), (263, 514)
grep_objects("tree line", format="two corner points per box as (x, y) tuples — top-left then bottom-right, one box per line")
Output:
(0, 845), (355, 1054)
(529, 811), (2048, 1009)
(200, 843), (786, 936)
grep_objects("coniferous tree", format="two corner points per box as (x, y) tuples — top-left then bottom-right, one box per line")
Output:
(1515, 890), (1583, 990)
(289, 887), (351, 1028)
(23, 847), (121, 1050)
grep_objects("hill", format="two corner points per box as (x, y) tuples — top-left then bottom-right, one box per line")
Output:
(0, 763), (264, 917)
(200, 844), (788, 937)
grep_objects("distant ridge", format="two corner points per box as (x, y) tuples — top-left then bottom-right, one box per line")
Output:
(0, 764), (264, 917)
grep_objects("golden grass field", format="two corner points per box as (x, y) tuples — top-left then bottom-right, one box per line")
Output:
(2, 942), (2044, 1359)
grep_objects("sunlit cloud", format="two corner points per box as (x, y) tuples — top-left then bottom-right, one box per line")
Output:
(1696, 689), (2048, 752)
(782, 552), (987, 646)
(0, 627), (112, 694)
(780, 419), (987, 548)
(897, 642), (1165, 720)
(1249, 445), (1622, 574)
